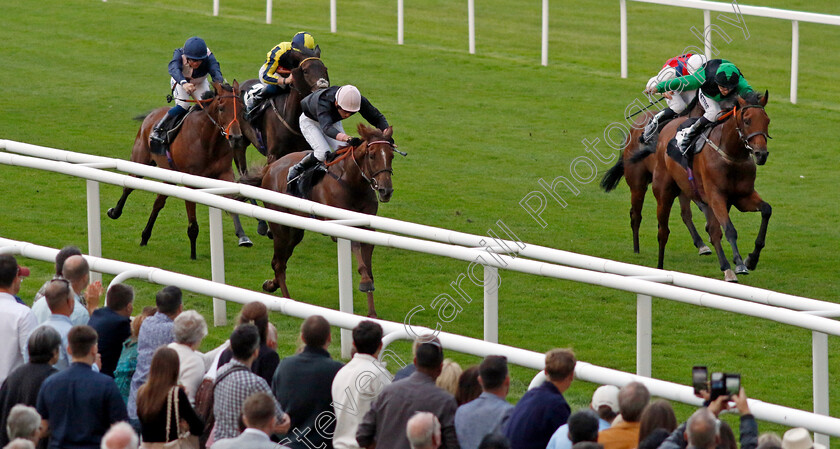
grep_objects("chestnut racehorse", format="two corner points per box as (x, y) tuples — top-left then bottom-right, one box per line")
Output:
(601, 103), (711, 256)
(107, 81), (253, 259)
(240, 124), (397, 317)
(643, 91), (772, 282)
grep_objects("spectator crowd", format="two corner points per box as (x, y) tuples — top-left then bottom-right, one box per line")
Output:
(0, 252), (826, 449)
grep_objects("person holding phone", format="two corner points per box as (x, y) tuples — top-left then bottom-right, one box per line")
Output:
(658, 387), (758, 449)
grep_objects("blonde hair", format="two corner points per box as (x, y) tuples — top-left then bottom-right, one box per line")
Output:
(435, 358), (462, 395)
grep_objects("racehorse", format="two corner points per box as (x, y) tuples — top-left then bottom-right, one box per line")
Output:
(237, 48), (329, 170)
(601, 107), (711, 256)
(240, 124), (397, 318)
(107, 81), (253, 259)
(642, 91), (771, 282)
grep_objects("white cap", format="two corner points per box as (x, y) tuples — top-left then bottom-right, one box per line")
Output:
(782, 428), (826, 449)
(686, 54), (707, 75)
(591, 385), (620, 413)
(336, 85), (361, 113)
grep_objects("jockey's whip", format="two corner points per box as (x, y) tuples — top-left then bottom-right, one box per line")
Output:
(625, 97), (665, 119)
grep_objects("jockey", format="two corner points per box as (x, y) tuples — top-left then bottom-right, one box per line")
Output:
(647, 59), (754, 154)
(287, 85), (389, 182)
(640, 53), (707, 143)
(244, 32), (318, 116)
(151, 37), (225, 146)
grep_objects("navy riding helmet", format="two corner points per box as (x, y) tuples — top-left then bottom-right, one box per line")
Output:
(183, 37), (209, 60)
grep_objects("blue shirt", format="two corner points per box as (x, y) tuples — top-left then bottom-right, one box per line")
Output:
(455, 392), (515, 449)
(503, 381), (571, 449)
(127, 312), (174, 419)
(25, 314), (73, 370)
(36, 362), (128, 449)
(88, 307), (131, 377)
(546, 418), (612, 449)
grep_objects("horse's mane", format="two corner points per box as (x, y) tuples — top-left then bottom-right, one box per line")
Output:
(201, 83), (234, 101)
(740, 91), (762, 105)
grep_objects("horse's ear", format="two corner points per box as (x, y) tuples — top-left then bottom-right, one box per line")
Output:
(313, 45), (321, 58)
(357, 123), (370, 139)
(761, 90), (769, 106)
(212, 81), (222, 93)
(737, 95), (746, 106)
(383, 126), (393, 139)
(232, 79), (239, 91)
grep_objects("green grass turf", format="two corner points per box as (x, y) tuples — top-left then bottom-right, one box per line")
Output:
(2, 0), (840, 441)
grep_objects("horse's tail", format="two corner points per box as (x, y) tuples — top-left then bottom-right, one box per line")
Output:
(238, 164), (267, 189)
(133, 112), (152, 122)
(629, 144), (655, 164)
(600, 157), (625, 192)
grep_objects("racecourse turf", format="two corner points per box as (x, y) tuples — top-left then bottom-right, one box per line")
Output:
(2, 0), (840, 440)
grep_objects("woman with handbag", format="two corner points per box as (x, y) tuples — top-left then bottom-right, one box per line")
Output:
(137, 347), (203, 448)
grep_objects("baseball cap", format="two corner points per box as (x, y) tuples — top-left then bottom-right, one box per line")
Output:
(592, 385), (620, 413)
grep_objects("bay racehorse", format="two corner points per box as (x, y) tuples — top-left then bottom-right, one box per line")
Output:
(240, 124), (397, 317)
(107, 81), (253, 259)
(601, 103), (711, 256)
(642, 91), (771, 282)
(237, 49), (329, 169)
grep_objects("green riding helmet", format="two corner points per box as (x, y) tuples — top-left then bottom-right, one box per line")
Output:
(714, 63), (741, 90)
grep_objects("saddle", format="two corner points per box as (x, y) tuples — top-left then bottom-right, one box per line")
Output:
(666, 117), (713, 169)
(287, 152), (340, 199)
(149, 109), (193, 155)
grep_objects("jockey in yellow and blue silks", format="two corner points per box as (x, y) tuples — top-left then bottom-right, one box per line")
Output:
(646, 59), (753, 154)
(244, 32), (318, 116)
(150, 37), (225, 147)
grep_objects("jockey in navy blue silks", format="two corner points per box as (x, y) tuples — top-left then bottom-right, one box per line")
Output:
(150, 37), (225, 147)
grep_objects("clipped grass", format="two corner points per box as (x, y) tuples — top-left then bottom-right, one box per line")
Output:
(2, 0), (840, 442)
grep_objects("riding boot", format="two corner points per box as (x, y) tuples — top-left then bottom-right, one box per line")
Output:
(640, 107), (677, 143)
(150, 107), (185, 154)
(287, 153), (319, 182)
(676, 116), (712, 155)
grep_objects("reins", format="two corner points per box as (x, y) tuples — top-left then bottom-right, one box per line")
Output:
(703, 103), (770, 164)
(325, 140), (397, 192)
(175, 91), (241, 140)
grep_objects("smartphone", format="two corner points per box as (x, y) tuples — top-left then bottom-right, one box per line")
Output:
(710, 372), (726, 400)
(692, 366), (708, 395)
(725, 373), (741, 396)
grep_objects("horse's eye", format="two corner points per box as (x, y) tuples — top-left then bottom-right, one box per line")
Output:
(744, 119), (751, 126)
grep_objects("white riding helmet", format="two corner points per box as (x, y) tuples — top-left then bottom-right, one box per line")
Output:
(336, 85), (361, 113)
(685, 54), (707, 75)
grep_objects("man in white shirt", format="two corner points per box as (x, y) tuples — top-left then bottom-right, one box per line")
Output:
(32, 255), (101, 326)
(331, 320), (392, 449)
(0, 255), (38, 384)
(210, 392), (289, 449)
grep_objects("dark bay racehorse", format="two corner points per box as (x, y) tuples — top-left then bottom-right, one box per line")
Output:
(237, 49), (329, 170)
(601, 106), (711, 256)
(240, 124), (396, 317)
(107, 81), (253, 259)
(644, 91), (771, 282)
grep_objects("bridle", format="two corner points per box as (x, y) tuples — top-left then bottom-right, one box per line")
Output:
(289, 57), (324, 97)
(178, 90), (242, 140)
(733, 103), (772, 154)
(354, 140), (396, 192)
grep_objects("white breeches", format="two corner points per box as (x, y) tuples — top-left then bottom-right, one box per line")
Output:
(698, 92), (722, 121)
(299, 114), (345, 161)
(647, 67), (695, 114)
(170, 76), (211, 109)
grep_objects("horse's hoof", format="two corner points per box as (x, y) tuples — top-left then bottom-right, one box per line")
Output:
(262, 280), (278, 293)
(698, 245), (712, 256)
(745, 255), (758, 271)
(735, 264), (749, 275)
(724, 269), (738, 283)
(359, 282), (375, 293)
(238, 236), (253, 247)
(106, 208), (121, 219)
(266, 230), (274, 240)
(367, 312), (378, 319)
(139, 240), (148, 247)
(257, 221), (268, 236)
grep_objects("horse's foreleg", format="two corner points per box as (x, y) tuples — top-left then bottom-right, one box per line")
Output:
(352, 240), (377, 318)
(263, 225), (303, 297)
(140, 194), (168, 246)
(735, 193), (771, 271)
(185, 201), (199, 260)
(629, 188), (645, 254)
(107, 187), (135, 220)
(702, 201), (737, 281)
(678, 194), (711, 255)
